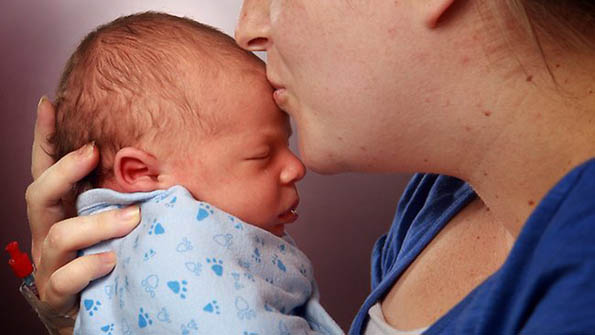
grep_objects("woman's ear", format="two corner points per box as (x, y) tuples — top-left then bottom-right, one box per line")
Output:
(112, 147), (163, 193)
(421, 0), (456, 28)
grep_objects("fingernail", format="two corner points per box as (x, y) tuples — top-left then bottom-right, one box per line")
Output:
(119, 205), (140, 223)
(101, 252), (117, 266)
(37, 95), (48, 110)
(77, 141), (95, 159)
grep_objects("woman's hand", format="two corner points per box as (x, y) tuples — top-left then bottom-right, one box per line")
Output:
(25, 96), (141, 324)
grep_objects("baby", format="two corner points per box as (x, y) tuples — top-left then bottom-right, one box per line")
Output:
(51, 12), (342, 335)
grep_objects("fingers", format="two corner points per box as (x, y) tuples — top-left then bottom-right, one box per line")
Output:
(29, 142), (98, 209)
(35, 206), (140, 313)
(42, 252), (117, 314)
(40, 206), (140, 274)
(26, 143), (100, 262)
(32, 96), (56, 180)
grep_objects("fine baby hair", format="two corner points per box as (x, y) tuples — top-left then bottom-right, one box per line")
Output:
(50, 11), (257, 196)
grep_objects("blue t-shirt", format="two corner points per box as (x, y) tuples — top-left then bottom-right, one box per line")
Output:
(350, 159), (595, 334)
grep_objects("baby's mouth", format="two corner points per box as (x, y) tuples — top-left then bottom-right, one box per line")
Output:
(278, 200), (299, 224)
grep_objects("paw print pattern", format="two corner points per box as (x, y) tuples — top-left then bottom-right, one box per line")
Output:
(243, 272), (255, 283)
(138, 308), (153, 328)
(177, 237), (193, 253)
(141, 274), (159, 298)
(196, 204), (214, 221)
(238, 259), (251, 270)
(104, 284), (114, 300)
(231, 272), (245, 290)
(157, 307), (172, 323)
(148, 219), (165, 235)
(100, 323), (114, 335)
(252, 248), (262, 263)
(143, 248), (156, 261)
(213, 233), (233, 249)
(121, 318), (133, 335)
(230, 216), (244, 230)
(272, 255), (287, 272)
(254, 236), (265, 247)
(153, 191), (173, 204)
(83, 299), (101, 316)
(185, 261), (202, 276)
(206, 258), (224, 277)
(165, 196), (177, 208)
(203, 300), (220, 315)
(167, 280), (188, 299)
(235, 296), (256, 320)
(181, 319), (198, 335)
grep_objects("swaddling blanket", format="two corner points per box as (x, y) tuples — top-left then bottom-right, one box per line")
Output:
(73, 185), (343, 335)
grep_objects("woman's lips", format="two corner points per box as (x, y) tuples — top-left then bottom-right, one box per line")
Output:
(273, 88), (288, 108)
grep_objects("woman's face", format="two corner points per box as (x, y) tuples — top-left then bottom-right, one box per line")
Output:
(235, 1), (459, 174)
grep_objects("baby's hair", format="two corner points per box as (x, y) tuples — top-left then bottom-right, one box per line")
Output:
(51, 11), (259, 196)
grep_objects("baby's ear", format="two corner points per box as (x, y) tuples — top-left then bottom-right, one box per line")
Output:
(113, 147), (162, 193)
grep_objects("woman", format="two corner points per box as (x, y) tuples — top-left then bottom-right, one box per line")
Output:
(26, 0), (595, 334)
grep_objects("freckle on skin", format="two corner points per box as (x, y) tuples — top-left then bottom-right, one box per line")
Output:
(423, 159), (429, 163)
(555, 64), (560, 68)
(483, 172), (488, 177)
(359, 146), (367, 152)
(526, 75), (533, 82)
(483, 110), (492, 117)
(528, 200), (535, 206)
(461, 56), (470, 65)
(465, 126), (472, 132)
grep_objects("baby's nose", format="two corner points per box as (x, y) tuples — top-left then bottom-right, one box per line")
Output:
(280, 156), (306, 184)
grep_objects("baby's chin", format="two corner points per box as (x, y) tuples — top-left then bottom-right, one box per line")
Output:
(266, 223), (286, 237)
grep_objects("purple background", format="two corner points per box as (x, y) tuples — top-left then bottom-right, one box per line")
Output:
(0, 1), (410, 332)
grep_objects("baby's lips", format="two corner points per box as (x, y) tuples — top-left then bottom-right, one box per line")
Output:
(278, 209), (299, 224)
(278, 199), (300, 224)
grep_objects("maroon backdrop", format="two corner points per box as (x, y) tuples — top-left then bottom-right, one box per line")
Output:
(0, 1), (410, 332)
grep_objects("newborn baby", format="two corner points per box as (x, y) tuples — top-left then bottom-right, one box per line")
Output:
(51, 12), (342, 335)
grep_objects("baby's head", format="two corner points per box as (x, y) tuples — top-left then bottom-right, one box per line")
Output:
(52, 12), (305, 236)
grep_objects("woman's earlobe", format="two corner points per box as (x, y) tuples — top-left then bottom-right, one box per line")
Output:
(112, 147), (162, 193)
(423, 0), (456, 28)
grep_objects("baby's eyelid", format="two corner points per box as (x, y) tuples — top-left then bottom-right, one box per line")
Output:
(248, 149), (271, 160)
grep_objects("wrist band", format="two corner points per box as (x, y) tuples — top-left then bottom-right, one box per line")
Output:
(20, 281), (76, 335)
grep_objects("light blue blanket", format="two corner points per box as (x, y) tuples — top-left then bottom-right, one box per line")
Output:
(73, 185), (343, 335)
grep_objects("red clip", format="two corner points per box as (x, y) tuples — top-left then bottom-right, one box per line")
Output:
(5, 241), (34, 279)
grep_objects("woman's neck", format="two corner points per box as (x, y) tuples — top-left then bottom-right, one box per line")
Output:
(456, 61), (595, 237)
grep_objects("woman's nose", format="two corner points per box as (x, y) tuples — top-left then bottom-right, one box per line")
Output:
(280, 153), (306, 185)
(235, 0), (271, 51)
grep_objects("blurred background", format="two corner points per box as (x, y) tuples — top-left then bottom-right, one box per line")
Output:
(0, 1), (410, 332)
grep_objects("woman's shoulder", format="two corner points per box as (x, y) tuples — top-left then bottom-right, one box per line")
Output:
(426, 159), (595, 334)
(351, 173), (476, 334)
(372, 173), (476, 284)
